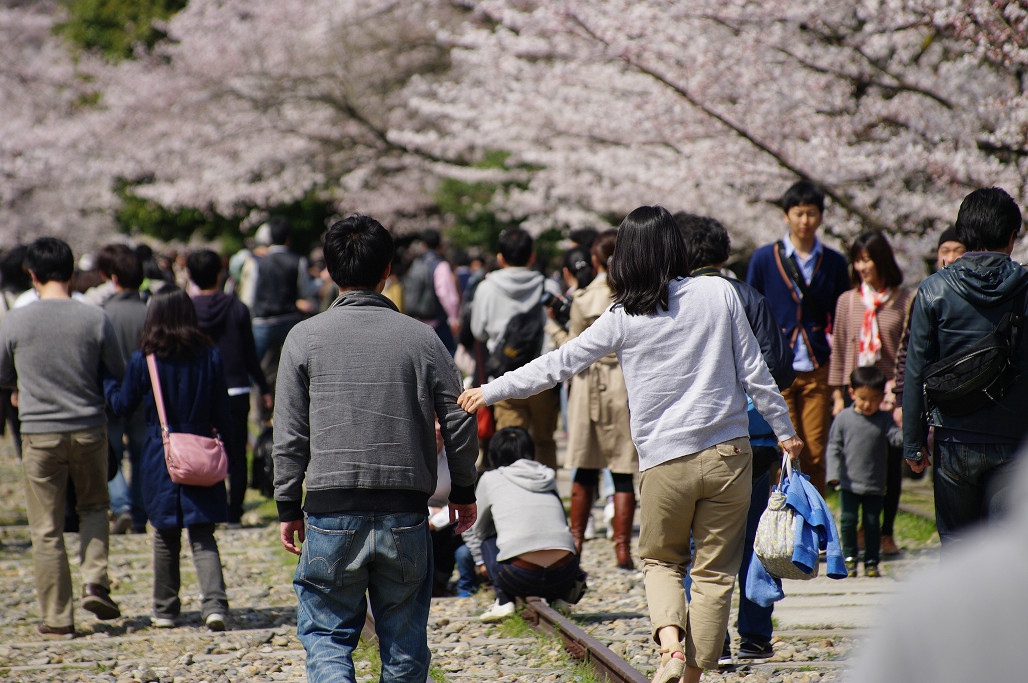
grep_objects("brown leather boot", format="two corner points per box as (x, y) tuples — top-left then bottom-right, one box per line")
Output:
(612, 491), (636, 570)
(569, 482), (595, 555)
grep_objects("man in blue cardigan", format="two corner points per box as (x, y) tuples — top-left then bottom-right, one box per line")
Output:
(746, 181), (850, 494)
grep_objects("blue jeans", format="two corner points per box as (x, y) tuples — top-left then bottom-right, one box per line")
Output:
(454, 543), (478, 595)
(933, 440), (1017, 545)
(253, 316), (302, 365)
(684, 469), (773, 645)
(479, 536), (582, 605)
(107, 414), (147, 528)
(295, 512), (433, 683)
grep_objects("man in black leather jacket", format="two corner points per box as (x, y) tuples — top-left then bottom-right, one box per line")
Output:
(902, 187), (1028, 544)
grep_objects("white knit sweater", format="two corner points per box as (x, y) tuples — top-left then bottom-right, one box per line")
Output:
(482, 277), (795, 471)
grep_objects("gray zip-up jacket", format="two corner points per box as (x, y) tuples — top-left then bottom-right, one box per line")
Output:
(272, 290), (478, 521)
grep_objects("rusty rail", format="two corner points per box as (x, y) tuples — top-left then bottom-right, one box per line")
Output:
(520, 597), (650, 683)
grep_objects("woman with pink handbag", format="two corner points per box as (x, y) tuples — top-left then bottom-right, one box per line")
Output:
(104, 287), (233, 631)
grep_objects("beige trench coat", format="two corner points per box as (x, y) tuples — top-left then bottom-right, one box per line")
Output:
(546, 274), (638, 473)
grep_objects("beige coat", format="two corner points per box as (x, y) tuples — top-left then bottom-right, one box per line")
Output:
(546, 274), (638, 473)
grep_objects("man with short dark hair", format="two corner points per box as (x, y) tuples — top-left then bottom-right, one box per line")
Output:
(470, 226), (563, 468)
(903, 187), (1028, 543)
(102, 249), (149, 534)
(274, 214), (478, 683)
(0, 237), (126, 638)
(746, 181), (850, 494)
(188, 249), (272, 525)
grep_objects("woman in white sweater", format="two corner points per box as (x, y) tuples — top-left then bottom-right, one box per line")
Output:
(459, 206), (802, 683)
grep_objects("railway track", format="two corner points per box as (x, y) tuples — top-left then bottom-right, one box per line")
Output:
(519, 597), (649, 683)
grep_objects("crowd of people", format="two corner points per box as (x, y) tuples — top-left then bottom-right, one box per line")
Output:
(1, 180), (1025, 683)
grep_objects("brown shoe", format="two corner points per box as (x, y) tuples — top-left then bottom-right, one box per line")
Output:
(37, 623), (75, 640)
(82, 584), (121, 620)
(881, 535), (901, 557)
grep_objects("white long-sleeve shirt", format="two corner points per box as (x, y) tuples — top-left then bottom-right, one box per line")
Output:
(482, 277), (795, 471)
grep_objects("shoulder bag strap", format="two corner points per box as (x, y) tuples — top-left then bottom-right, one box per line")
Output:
(776, 242), (826, 325)
(145, 354), (171, 434)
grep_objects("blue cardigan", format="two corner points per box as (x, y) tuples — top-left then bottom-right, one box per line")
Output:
(746, 241), (850, 368)
(745, 468), (847, 607)
(105, 346), (233, 529)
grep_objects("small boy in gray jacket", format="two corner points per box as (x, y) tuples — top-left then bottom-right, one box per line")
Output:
(826, 366), (901, 577)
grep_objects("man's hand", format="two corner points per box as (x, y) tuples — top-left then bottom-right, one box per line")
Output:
(449, 502), (477, 534)
(10, 390), (17, 408)
(280, 520), (305, 555)
(261, 393), (274, 412)
(458, 388), (485, 414)
(780, 435), (804, 460)
(907, 450), (930, 474)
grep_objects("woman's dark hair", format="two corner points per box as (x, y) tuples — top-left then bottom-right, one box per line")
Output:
(609, 206), (690, 316)
(139, 287), (212, 360)
(562, 246), (595, 289)
(848, 231), (903, 289)
(591, 229), (617, 271)
(487, 426), (535, 469)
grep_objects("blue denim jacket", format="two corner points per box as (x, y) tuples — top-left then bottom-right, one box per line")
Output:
(745, 468), (847, 607)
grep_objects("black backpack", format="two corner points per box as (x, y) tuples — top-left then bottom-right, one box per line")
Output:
(484, 303), (545, 379)
(922, 288), (1028, 417)
(403, 253), (442, 319)
(250, 424), (276, 498)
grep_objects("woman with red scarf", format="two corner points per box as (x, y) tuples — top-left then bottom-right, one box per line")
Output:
(828, 231), (911, 556)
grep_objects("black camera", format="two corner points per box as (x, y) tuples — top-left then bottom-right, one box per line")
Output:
(540, 291), (572, 328)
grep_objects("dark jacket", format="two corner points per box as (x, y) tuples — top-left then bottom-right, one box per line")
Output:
(192, 291), (269, 393)
(251, 247), (304, 319)
(693, 267), (795, 390)
(105, 346), (233, 529)
(746, 241), (850, 368)
(902, 252), (1028, 460)
(273, 290), (478, 522)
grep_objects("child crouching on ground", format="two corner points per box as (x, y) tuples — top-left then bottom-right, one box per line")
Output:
(826, 366), (901, 577)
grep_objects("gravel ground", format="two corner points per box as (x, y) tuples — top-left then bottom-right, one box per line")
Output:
(0, 438), (859, 683)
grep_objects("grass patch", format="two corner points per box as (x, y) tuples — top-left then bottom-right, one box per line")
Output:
(353, 636), (382, 679)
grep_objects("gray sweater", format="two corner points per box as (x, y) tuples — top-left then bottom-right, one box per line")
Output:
(272, 290), (478, 521)
(464, 459), (575, 564)
(825, 407), (902, 496)
(483, 277), (795, 471)
(0, 298), (125, 433)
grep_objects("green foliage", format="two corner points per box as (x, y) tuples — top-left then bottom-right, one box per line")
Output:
(114, 180), (335, 256)
(56, 0), (188, 60)
(436, 150), (562, 268)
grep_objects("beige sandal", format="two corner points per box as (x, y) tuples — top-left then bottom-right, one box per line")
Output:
(651, 643), (685, 683)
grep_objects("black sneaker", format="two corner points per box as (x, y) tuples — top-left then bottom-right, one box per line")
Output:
(737, 640), (773, 659)
(718, 639), (733, 668)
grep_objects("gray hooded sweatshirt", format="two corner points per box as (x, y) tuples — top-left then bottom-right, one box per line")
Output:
(470, 267), (563, 357)
(464, 459), (575, 564)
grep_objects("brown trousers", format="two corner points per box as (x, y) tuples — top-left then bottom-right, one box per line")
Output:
(22, 426), (112, 628)
(638, 437), (752, 670)
(781, 364), (832, 494)
(492, 388), (560, 469)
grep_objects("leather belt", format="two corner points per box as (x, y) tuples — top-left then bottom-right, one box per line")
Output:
(506, 552), (576, 572)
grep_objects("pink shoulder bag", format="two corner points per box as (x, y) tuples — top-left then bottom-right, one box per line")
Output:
(146, 354), (228, 487)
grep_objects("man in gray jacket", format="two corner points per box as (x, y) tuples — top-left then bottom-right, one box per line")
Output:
(274, 214), (478, 683)
(470, 227), (563, 468)
(0, 237), (126, 638)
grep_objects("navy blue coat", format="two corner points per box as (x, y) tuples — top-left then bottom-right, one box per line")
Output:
(105, 346), (233, 529)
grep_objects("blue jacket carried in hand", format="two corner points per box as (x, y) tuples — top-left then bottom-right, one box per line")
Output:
(745, 466), (847, 607)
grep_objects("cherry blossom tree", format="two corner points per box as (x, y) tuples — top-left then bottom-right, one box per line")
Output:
(406, 0), (1027, 266)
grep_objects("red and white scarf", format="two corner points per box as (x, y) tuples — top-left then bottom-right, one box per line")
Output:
(858, 283), (891, 366)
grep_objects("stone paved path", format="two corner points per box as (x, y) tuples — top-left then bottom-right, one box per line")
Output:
(0, 438), (940, 682)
